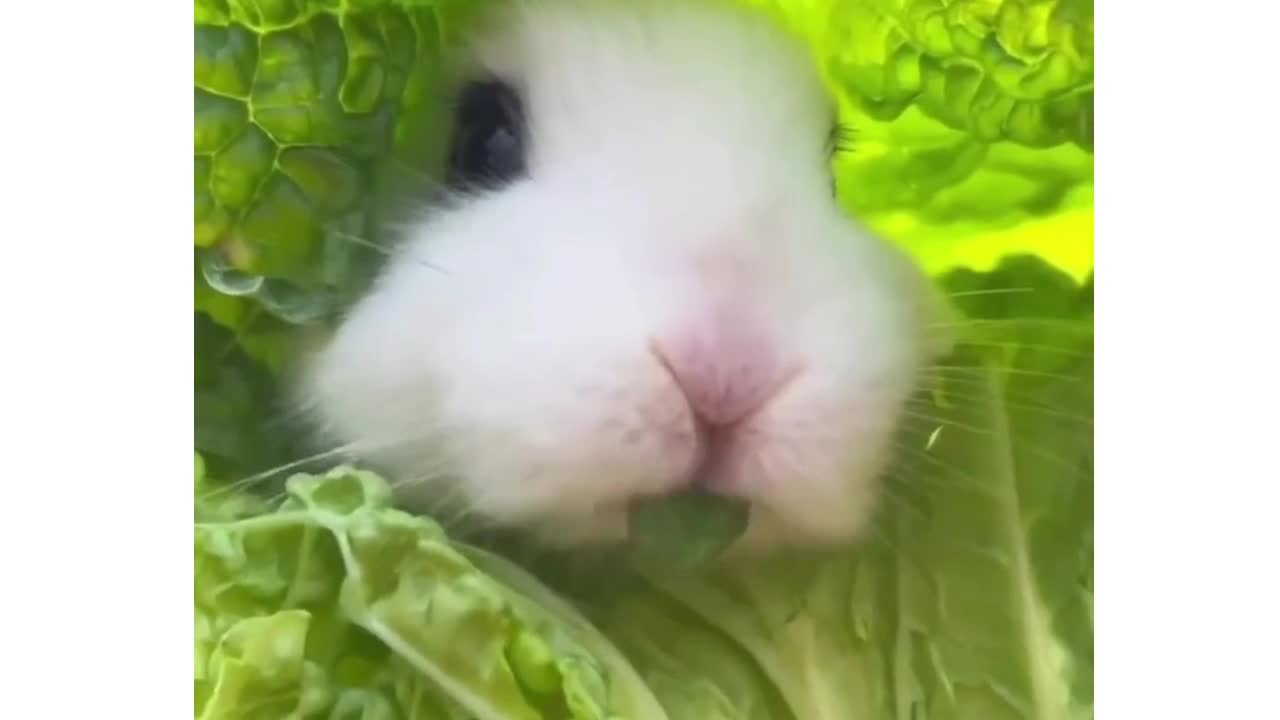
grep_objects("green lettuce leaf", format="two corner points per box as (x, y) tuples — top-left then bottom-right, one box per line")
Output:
(194, 0), (467, 333)
(627, 492), (752, 571)
(766, 0), (1094, 278)
(196, 464), (647, 720)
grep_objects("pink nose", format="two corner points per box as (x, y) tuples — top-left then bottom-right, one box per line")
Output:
(651, 322), (785, 427)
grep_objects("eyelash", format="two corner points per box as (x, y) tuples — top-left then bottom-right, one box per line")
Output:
(828, 122), (854, 158)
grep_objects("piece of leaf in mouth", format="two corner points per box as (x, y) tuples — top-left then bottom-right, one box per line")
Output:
(626, 491), (750, 569)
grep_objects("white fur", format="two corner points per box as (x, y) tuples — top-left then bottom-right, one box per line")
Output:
(304, 0), (951, 551)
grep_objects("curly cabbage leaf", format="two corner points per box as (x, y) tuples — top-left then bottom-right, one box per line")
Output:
(781, 0), (1093, 149)
(194, 0), (472, 361)
(196, 463), (675, 720)
(627, 492), (752, 570)
(758, 0), (1094, 277)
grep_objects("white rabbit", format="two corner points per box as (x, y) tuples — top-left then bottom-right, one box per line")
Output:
(303, 0), (952, 551)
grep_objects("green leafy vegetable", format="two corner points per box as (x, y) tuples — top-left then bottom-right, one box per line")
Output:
(805, 0), (1094, 280)
(196, 463), (668, 720)
(628, 493), (752, 570)
(194, 0), (468, 339)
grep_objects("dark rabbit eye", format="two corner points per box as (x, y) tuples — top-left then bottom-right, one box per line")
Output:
(447, 79), (528, 189)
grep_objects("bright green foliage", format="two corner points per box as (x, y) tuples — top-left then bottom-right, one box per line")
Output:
(194, 0), (453, 471)
(628, 492), (752, 570)
(801, 0), (1095, 278)
(197, 465), (673, 720)
(194, 0), (470, 371)
(194, 1), (1093, 718)
(785, 0), (1094, 148)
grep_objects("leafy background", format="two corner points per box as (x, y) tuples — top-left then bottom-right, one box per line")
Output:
(194, 0), (1093, 718)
